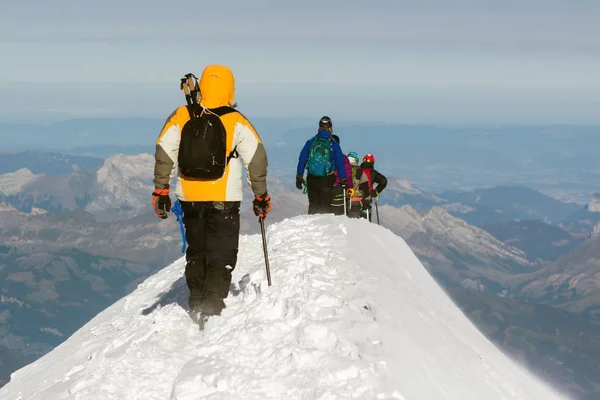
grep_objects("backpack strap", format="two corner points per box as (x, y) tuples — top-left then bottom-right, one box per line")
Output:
(210, 106), (238, 117)
(207, 106), (239, 163)
(227, 148), (239, 163)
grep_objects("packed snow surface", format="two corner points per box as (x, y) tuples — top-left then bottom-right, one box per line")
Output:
(1, 215), (567, 400)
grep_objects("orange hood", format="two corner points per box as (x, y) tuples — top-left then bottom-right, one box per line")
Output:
(199, 65), (235, 109)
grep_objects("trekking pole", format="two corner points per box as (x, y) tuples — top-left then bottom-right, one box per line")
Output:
(180, 75), (195, 118)
(342, 185), (347, 216)
(181, 73), (201, 117)
(375, 195), (380, 225)
(259, 217), (272, 286)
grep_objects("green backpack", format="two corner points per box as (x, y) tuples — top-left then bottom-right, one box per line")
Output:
(306, 136), (334, 177)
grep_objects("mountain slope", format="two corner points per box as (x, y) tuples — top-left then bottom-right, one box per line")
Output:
(86, 153), (155, 212)
(518, 232), (600, 318)
(438, 186), (581, 225)
(0, 168), (41, 196)
(0, 153), (155, 214)
(448, 288), (600, 399)
(0, 151), (104, 175)
(377, 205), (534, 293)
(559, 193), (600, 233)
(482, 219), (586, 262)
(0, 215), (566, 400)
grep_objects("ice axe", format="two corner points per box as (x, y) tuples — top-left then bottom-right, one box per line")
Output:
(375, 194), (380, 225)
(259, 217), (272, 286)
(342, 184), (348, 216)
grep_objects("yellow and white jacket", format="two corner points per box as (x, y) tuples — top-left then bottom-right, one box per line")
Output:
(153, 65), (268, 202)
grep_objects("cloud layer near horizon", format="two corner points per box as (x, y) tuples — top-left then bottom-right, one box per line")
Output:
(1, 0), (599, 123)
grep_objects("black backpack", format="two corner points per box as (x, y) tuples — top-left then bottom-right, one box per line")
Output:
(177, 74), (238, 180)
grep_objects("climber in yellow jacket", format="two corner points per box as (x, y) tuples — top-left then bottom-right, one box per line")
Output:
(152, 65), (271, 320)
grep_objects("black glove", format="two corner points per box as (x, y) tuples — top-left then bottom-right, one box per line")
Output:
(340, 178), (348, 188)
(370, 189), (378, 197)
(296, 174), (304, 190)
(253, 193), (272, 218)
(152, 189), (171, 219)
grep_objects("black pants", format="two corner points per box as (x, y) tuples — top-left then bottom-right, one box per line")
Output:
(330, 185), (347, 216)
(180, 201), (240, 304)
(348, 201), (362, 218)
(306, 174), (336, 214)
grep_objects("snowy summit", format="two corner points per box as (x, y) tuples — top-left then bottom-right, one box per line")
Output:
(585, 193), (600, 213)
(1, 215), (567, 400)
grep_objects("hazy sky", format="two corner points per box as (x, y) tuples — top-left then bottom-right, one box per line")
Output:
(1, 0), (599, 124)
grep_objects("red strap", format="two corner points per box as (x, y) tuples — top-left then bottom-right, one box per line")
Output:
(363, 168), (373, 191)
(153, 189), (169, 196)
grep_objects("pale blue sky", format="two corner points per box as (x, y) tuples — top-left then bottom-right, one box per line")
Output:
(1, 0), (599, 124)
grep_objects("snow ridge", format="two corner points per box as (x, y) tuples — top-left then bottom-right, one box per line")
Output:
(1, 215), (567, 400)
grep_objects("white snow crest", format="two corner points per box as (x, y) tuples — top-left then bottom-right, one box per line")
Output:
(0, 215), (568, 400)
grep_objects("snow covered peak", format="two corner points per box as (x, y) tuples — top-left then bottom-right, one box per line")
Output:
(87, 153), (155, 211)
(96, 153), (154, 187)
(0, 215), (565, 400)
(29, 207), (48, 216)
(586, 193), (600, 212)
(0, 168), (40, 195)
(394, 179), (423, 195)
(0, 201), (19, 212)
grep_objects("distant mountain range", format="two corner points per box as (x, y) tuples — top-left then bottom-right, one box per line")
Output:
(0, 151), (104, 175)
(0, 153), (155, 214)
(3, 119), (600, 202)
(437, 186), (583, 225)
(482, 219), (586, 262)
(1, 149), (600, 398)
(448, 288), (600, 399)
(559, 194), (600, 233)
(517, 231), (600, 319)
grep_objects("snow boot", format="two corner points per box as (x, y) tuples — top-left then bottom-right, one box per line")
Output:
(187, 295), (225, 329)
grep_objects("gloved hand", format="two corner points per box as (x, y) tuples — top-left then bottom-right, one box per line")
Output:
(370, 189), (378, 197)
(361, 199), (372, 209)
(340, 178), (348, 188)
(295, 174), (304, 190)
(152, 188), (171, 219)
(347, 188), (355, 197)
(253, 193), (272, 218)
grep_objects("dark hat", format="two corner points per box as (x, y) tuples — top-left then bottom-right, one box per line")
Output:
(319, 116), (332, 130)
